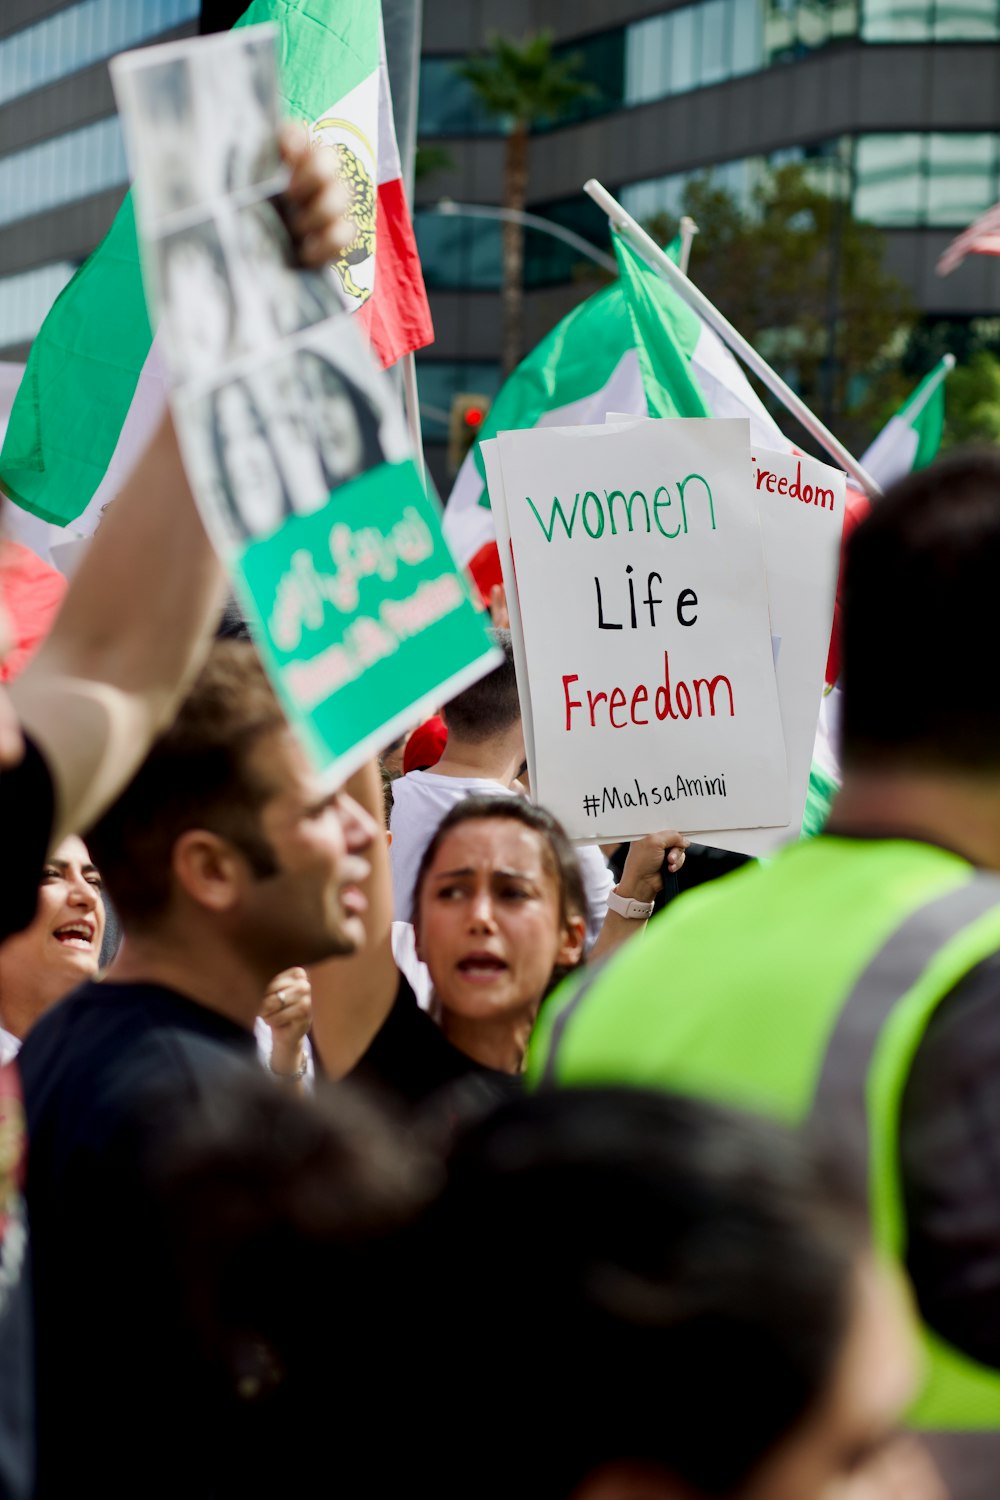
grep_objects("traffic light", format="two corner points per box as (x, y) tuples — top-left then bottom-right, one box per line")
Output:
(448, 392), (491, 476)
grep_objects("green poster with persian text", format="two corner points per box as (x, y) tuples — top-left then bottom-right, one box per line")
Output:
(113, 26), (498, 786)
(238, 458), (498, 782)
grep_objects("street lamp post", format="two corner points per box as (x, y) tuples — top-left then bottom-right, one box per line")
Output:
(433, 199), (619, 275)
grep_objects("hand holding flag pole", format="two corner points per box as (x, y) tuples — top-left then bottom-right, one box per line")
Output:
(584, 179), (882, 500)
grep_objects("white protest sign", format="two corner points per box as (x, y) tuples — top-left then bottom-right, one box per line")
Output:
(111, 27), (496, 790)
(495, 417), (788, 840)
(689, 446), (844, 854)
(481, 437), (538, 792)
(605, 416), (846, 856)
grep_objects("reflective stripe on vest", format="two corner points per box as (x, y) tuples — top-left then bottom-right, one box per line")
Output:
(810, 876), (1000, 1196)
(808, 874), (1000, 1500)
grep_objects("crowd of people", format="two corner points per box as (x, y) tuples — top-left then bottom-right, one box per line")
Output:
(0, 108), (997, 1500)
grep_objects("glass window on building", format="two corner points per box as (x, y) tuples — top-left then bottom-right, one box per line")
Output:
(699, 0), (732, 85)
(416, 199), (609, 291)
(863, 1), (941, 38)
(764, 0), (860, 59)
(417, 57), (496, 136)
(624, 13), (669, 106)
(925, 132), (998, 224)
(0, 262), (76, 350)
(414, 212), (502, 289)
(422, 2), (870, 143)
(553, 30), (625, 127)
(0, 0), (199, 108)
(620, 173), (686, 226)
(524, 196), (611, 285)
(861, 1), (930, 39)
(0, 117), (127, 231)
(830, 0), (863, 40)
(620, 157), (766, 234)
(854, 133), (925, 222)
(731, 1), (766, 76)
(933, 0), (1000, 39)
(667, 7), (700, 93)
(415, 361), (502, 442)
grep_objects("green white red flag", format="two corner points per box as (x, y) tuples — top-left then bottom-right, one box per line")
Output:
(0, 0), (432, 529)
(859, 355), (950, 492)
(443, 231), (789, 583)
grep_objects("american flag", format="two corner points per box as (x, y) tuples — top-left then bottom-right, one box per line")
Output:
(937, 201), (1000, 276)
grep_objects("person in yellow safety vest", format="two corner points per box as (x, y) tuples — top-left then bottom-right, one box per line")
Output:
(528, 449), (1000, 1500)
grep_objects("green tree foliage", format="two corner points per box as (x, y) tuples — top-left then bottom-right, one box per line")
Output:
(647, 164), (916, 455)
(901, 319), (1000, 448)
(414, 144), (455, 184)
(456, 33), (596, 375)
(940, 350), (1000, 447)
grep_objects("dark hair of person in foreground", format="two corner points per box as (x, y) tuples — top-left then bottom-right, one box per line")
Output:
(841, 446), (1000, 772)
(414, 1088), (870, 1500)
(147, 1072), (437, 1495)
(150, 1079), (882, 1498)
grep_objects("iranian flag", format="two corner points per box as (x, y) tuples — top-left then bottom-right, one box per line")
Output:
(444, 231), (875, 848)
(443, 231), (790, 581)
(0, 0), (432, 530)
(858, 354), (951, 492)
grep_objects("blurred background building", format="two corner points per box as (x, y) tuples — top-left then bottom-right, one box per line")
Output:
(2, 1), (1000, 489)
(0, 0), (199, 362)
(414, 0), (1000, 483)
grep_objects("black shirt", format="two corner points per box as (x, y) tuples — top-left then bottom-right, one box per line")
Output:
(0, 736), (55, 1500)
(350, 975), (522, 1119)
(0, 736), (55, 943)
(19, 980), (258, 1498)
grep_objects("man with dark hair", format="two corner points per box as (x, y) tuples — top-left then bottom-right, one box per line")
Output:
(389, 628), (615, 945)
(18, 641), (378, 1497)
(0, 130), (352, 1500)
(531, 450), (1000, 1497)
(433, 629), (521, 745)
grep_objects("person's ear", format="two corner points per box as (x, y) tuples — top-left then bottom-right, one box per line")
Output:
(172, 830), (248, 914)
(385, 829), (393, 850)
(572, 1461), (681, 1500)
(556, 912), (587, 969)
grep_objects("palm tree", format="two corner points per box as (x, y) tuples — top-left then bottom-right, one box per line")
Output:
(457, 33), (596, 376)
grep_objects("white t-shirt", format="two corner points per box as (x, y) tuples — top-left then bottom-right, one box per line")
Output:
(388, 769), (613, 949)
(391, 920), (432, 1011)
(0, 1026), (19, 1068)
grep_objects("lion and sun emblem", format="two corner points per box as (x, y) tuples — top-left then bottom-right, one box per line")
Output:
(311, 116), (377, 307)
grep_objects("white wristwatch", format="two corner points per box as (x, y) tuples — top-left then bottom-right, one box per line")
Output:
(607, 889), (655, 920)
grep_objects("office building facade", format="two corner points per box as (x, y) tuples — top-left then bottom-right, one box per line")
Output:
(415, 0), (1000, 482)
(1, 2), (999, 490)
(0, 0), (200, 361)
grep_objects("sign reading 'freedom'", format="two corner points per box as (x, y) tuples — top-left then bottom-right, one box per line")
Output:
(494, 418), (788, 840)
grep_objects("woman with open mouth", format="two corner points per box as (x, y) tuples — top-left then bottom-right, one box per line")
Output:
(311, 789), (683, 1118)
(0, 837), (105, 1062)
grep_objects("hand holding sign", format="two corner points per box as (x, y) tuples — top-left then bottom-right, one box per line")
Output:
(112, 26), (497, 787)
(492, 417), (788, 840)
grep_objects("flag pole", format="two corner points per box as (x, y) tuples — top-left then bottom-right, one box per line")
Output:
(585, 179), (883, 498)
(906, 352), (955, 422)
(402, 352), (426, 487)
(678, 216), (698, 276)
